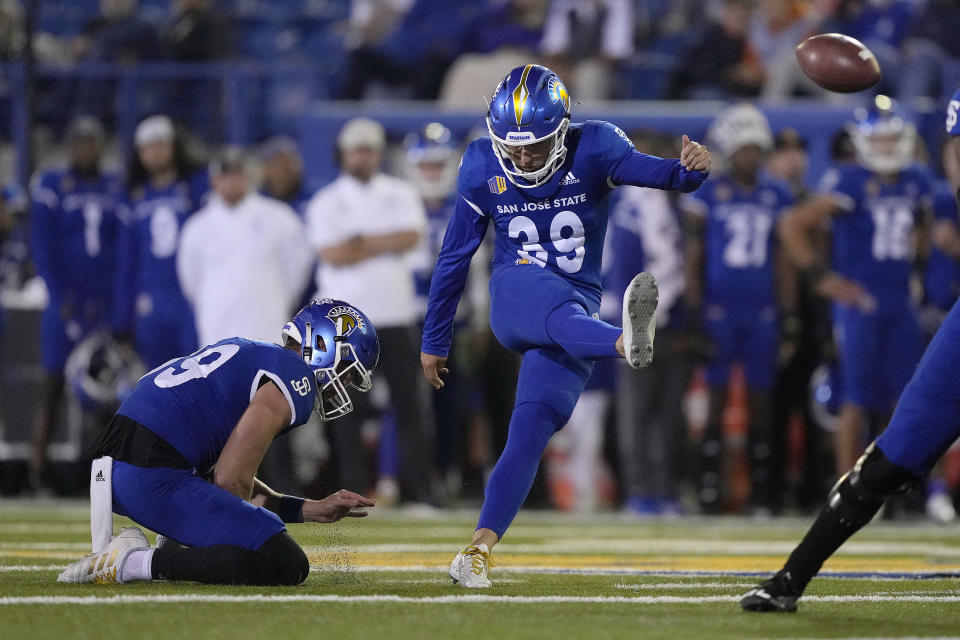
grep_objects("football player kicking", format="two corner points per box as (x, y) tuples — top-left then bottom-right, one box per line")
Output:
(740, 95), (960, 612)
(57, 299), (379, 586)
(420, 64), (711, 588)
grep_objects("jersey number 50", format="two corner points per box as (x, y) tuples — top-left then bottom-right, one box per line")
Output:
(508, 210), (586, 273)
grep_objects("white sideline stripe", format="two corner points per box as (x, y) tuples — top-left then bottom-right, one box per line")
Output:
(22, 538), (957, 555)
(616, 582), (756, 590)
(4, 594), (960, 606)
(301, 540), (960, 557)
(0, 543), (91, 550)
(3, 565), (957, 582)
(0, 524), (90, 534)
(2, 564), (953, 580)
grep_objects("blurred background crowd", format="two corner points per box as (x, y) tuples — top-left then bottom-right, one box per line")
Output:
(2, 0), (960, 523)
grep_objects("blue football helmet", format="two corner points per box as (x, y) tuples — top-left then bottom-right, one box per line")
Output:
(404, 122), (457, 200)
(281, 299), (380, 421)
(65, 332), (145, 411)
(849, 95), (916, 174)
(486, 64), (571, 189)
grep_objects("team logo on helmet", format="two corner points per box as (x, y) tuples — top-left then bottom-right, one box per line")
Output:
(326, 305), (367, 336)
(547, 75), (570, 112)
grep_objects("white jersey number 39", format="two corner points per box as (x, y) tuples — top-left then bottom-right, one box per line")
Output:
(508, 210), (586, 274)
(154, 344), (241, 388)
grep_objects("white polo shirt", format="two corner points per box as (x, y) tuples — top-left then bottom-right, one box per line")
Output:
(177, 191), (313, 345)
(306, 173), (426, 328)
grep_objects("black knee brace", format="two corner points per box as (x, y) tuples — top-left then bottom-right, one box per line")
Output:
(258, 532), (310, 586)
(827, 442), (919, 529)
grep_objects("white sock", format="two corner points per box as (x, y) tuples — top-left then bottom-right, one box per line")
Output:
(120, 547), (155, 583)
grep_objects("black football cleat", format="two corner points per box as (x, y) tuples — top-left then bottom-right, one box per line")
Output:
(740, 570), (802, 613)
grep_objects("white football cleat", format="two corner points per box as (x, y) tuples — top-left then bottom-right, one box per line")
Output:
(622, 272), (659, 369)
(57, 526), (149, 584)
(926, 491), (957, 523)
(449, 543), (493, 588)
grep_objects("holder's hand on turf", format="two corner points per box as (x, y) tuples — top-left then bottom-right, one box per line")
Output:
(680, 135), (711, 172)
(304, 490), (375, 523)
(421, 352), (449, 390)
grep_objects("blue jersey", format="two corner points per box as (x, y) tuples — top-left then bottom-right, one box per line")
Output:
(117, 338), (316, 471)
(925, 188), (960, 311)
(947, 89), (960, 136)
(818, 163), (935, 307)
(114, 174), (206, 333)
(30, 168), (123, 312)
(414, 196), (458, 304)
(683, 173), (793, 311)
(422, 120), (707, 356)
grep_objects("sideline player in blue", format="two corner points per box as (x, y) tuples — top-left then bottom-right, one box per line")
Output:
(740, 94), (960, 613)
(30, 117), (124, 488)
(682, 104), (796, 514)
(57, 299), (379, 585)
(420, 64), (711, 587)
(776, 96), (935, 477)
(114, 115), (206, 369)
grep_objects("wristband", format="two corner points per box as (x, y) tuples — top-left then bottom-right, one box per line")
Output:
(279, 495), (305, 523)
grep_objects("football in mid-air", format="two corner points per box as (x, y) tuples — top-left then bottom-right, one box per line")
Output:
(795, 33), (881, 93)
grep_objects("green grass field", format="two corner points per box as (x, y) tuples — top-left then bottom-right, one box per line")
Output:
(2, 499), (960, 639)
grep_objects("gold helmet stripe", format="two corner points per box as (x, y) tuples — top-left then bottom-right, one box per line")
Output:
(511, 65), (534, 126)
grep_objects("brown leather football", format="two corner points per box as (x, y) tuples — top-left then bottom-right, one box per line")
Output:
(795, 33), (881, 93)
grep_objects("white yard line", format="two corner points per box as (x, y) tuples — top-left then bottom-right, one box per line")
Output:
(4, 539), (960, 557)
(615, 582), (756, 590)
(0, 524), (90, 534)
(0, 542), (91, 550)
(300, 540), (960, 557)
(6, 563), (960, 582)
(2, 593), (960, 606)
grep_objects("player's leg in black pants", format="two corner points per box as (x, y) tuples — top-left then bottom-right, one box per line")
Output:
(698, 388), (727, 514)
(746, 390), (775, 512)
(152, 532), (309, 586)
(29, 373), (65, 487)
(432, 339), (469, 495)
(618, 329), (692, 506)
(325, 395), (371, 494)
(375, 325), (435, 504)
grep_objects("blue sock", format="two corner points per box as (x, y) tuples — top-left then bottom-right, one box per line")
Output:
(477, 402), (563, 538)
(545, 302), (621, 359)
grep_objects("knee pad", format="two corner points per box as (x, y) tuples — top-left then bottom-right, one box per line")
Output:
(258, 532), (309, 586)
(827, 442), (919, 528)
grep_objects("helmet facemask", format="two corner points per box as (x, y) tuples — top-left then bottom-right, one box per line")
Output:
(487, 117), (569, 189)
